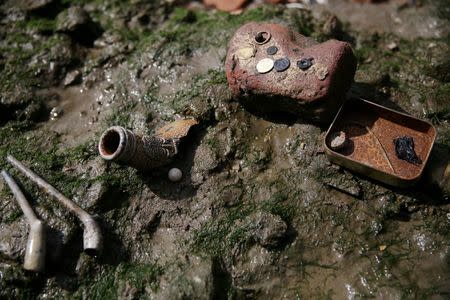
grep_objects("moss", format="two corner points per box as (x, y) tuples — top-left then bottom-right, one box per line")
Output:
(191, 202), (256, 256)
(2, 209), (23, 224)
(26, 17), (57, 33)
(261, 191), (295, 223)
(75, 262), (163, 298)
(135, 5), (282, 58)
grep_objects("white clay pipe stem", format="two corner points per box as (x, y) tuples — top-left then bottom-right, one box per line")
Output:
(6, 155), (102, 255)
(1, 170), (46, 272)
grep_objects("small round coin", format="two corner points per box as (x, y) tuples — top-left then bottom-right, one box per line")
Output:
(266, 45), (278, 55)
(256, 58), (274, 74)
(297, 58), (313, 70)
(273, 57), (290, 72)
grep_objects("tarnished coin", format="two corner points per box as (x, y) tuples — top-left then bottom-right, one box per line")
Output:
(256, 58), (274, 74)
(297, 58), (313, 70)
(274, 57), (290, 72)
(266, 45), (278, 55)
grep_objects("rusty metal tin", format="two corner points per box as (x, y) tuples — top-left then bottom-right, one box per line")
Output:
(324, 98), (436, 187)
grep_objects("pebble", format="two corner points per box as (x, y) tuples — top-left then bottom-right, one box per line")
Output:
(256, 58), (274, 74)
(168, 168), (182, 182)
(330, 131), (347, 150)
(274, 57), (290, 72)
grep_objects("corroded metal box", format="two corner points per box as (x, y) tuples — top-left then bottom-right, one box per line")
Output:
(324, 98), (436, 187)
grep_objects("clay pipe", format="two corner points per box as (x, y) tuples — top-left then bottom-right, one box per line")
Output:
(6, 155), (102, 255)
(98, 119), (198, 172)
(1, 170), (46, 272)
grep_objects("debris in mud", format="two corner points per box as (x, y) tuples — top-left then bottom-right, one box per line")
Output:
(225, 22), (357, 123)
(98, 119), (198, 172)
(394, 136), (422, 165)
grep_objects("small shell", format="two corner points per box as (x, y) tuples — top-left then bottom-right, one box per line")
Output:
(330, 131), (346, 150)
(154, 118), (198, 140)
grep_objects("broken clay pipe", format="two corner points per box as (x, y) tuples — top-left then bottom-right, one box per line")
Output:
(1, 170), (46, 272)
(98, 119), (198, 172)
(6, 155), (102, 255)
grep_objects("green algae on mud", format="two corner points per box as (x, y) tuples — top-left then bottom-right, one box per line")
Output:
(0, 1), (450, 299)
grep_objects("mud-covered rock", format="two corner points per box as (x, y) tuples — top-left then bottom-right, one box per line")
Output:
(225, 22), (357, 123)
(63, 69), (81, 86)
(56, 7), (102, 46)
(0, 221), (28, 260)
(247, 211), (288, 248)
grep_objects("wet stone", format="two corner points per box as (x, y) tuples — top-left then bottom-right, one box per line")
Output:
(63, 69), (81, 86)
(266, 45), (278, 55)
(247, 212), (288, 248)
(226, 22), (357, 123)
(274, 57), (290, 72)
(56, 7), (102, 46)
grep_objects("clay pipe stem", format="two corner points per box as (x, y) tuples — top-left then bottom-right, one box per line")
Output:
(1, 170), (46, 272)
(1, 170), (39, 223)
(6, 155), (102, 255)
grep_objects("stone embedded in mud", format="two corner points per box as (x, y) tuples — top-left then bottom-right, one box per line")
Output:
(225, 22), (357, 123)
(56, 7), (102, 46)
(63, 69), (81, 86)
(248, 212), (288, 248)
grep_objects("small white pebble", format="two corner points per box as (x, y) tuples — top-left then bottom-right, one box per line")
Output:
(168, 168), (182, 182)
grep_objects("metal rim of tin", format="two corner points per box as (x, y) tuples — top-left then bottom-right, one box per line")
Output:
(255, 31), (271, 45)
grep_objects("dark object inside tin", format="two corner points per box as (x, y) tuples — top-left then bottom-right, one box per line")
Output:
(393, 136), (422, 165)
